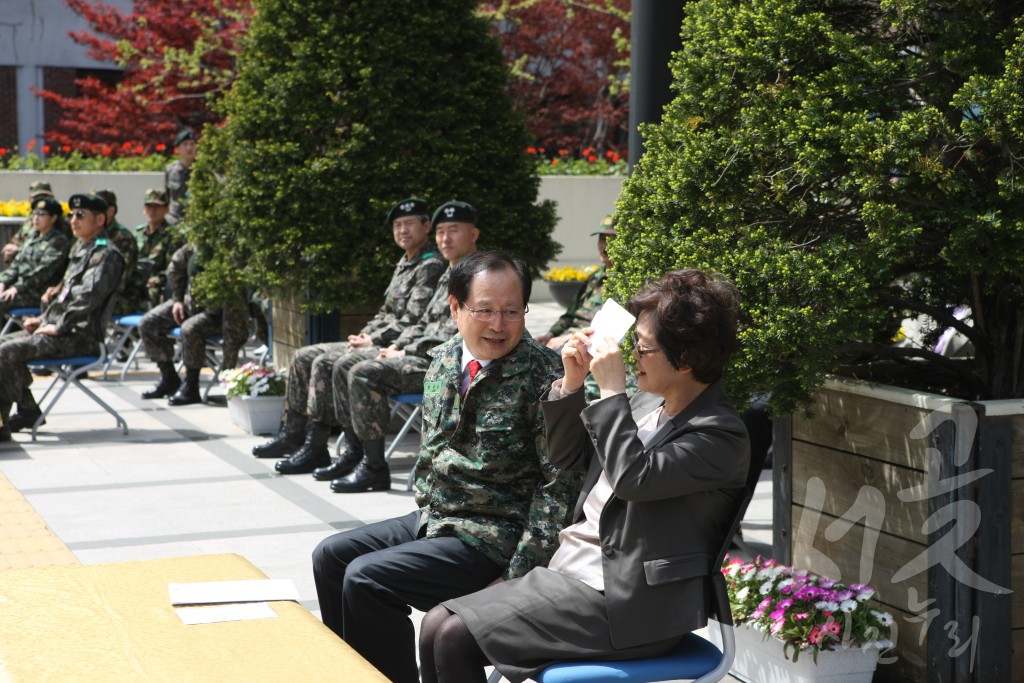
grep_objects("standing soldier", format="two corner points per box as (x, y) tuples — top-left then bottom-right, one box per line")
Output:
(0, 196), (70, 317)
(94, 190), (141, 315)
(134, 188), (181, 307)
(254, 198), (446, 476)
(137, 243), (250, 405)
(165, 128), (196, 224)
(2, 181), (69, 263)
(320, 201), (479, 492)
(0, 194), (124, 439)
(535, 216), (615, 349)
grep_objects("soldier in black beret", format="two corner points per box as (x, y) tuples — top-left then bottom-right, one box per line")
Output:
(166, 127), (197, 224)
(0, 194), (125, 439)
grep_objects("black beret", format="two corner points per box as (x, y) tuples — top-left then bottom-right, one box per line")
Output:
(432, 200), (476, 226)
(174, 127), (196, 147)
(68, 193), (109, 213)
(32, 196), (62, 216)
(387, 198), (429, 226)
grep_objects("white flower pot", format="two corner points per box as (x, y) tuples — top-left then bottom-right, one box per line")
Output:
(707, 620), (881, 683)
(227, 395), (285, 436)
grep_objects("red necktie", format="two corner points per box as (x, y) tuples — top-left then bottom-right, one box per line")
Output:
(463, 360), (482, 397)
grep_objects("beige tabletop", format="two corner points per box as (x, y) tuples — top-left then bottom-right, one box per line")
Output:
(0, 553), (388, 682)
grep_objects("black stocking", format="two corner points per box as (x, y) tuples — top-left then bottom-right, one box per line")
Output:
(419, 605), (491, 683)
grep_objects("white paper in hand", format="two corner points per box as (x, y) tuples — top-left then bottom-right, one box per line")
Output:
(586, 298), (636, 354)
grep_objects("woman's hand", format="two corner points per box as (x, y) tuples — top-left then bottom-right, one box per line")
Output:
(590, 334), (627, 398)
(560, 328), (594, 394)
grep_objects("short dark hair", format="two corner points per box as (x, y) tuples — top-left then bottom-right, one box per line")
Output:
(627, 269), (740, 383)
(448, 250), (532, 307)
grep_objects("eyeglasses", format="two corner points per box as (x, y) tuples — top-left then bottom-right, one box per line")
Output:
(464, 306), (528, 322)
(69, 210), (88, 220)
(631, 331), (661, 357)
(31, 210), (49, 217)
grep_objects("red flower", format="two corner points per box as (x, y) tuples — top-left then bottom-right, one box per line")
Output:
(42, 145), (51, 154)
(558, 148), (568, 156)
(550, 158), (559, 166)
(610, 153), (621, 162)
(62, 145), (71, 153)
(605, 150), (615, 158)
(587, 155), (597, 162)
(156, 143), (167, 152)
(26, 139), (36, 150)
(121, 141), (132, 150)
(0, 147), (7, 156)
(135, 145), (144, 154)
(582, 147), (593, 156)
(102, 146), (112, 156)
(526, 146), (537, 154)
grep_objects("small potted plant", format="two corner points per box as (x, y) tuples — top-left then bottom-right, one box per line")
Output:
(221, 362), (287, 436)
(542, 264), (599, 308)
(711, 555), (893, 683)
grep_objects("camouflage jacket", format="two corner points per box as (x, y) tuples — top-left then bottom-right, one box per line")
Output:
(168, 243), (196, 310)
(165, 160), (191, 222)
(41, 230), (125, 342)
(393, 266), (457, 358)
(0, 227), (71, 298)
(413, 335), (582, 579)
(549, 266), (606, 336)
(9, 215), (71, 250)
(134, 220), (182, 304)
(362, 244), (446, 346)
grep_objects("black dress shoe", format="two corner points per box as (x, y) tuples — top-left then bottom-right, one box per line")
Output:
(275, 445), (331, 475)
(330, 463), (391, 493)
(8, 409), (44, 433)
(252, 434), (303, 458)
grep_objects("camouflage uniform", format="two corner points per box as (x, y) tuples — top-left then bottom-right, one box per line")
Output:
(345, 266), (457, 440)
(134, 219), (182, 307)
(165, 160), (191, 224)
(5, 216), (71, 263)
(0, 228), (71, 314)
(0, 232), (124, 405)
(107, 219), (141, 314)
(138, 244), (249, 370)
(413, 335), (582, 579)
(283, 244), (445, 434)
(547, 266), (606, 338)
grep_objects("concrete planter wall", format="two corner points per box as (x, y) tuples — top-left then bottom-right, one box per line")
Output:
(773, 377), (1016, 682)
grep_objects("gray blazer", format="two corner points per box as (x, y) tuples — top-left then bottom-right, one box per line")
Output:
(542, 382), (749, 649)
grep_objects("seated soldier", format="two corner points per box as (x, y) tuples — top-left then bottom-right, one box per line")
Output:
(2, 181), (70, 264)
(0, 196), (71, 317)
(94, 189), (141, 315)
(253, 198), (446, 475)
(320, 200), (479, 492)
(133, 188), (182, 308)
(0, 194), (125, 439)
(535, 216), (615, 349)
(138, 243), (250, 406)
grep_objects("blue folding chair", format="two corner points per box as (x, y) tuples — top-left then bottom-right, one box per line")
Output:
(26, 344), (129, 442)
(105, 312), (146, 381)
(1, 307), (42, 336)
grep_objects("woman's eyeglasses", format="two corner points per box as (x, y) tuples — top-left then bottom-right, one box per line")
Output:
(630, 331), (661, 357)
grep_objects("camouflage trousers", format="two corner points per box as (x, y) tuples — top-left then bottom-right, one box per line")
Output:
(283, 343), (377, 432)
(0, 287), (44, 315)
(139, 299), (249, 369)
(0, 331), (98, 405)
(344, 354), (430, 441)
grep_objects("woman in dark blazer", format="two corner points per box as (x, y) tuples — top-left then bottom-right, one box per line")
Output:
(418, 269), (750, 683)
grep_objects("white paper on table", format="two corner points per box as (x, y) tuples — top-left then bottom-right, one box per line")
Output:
(175, 602), (278, 625)
(586, 298), (636, 354)
(168, 579), (300, 606)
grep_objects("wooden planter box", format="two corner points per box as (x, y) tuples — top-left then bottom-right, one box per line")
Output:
(773, 377), (1017, 682)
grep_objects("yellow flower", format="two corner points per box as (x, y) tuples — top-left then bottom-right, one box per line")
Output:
(543, 264), (598, 282)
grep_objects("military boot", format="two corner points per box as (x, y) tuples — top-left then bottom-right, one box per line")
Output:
(330, 438), (390, 493)
(312, 432), (364, 481)
(8, 394), (43, 433)
(141, 361), (181, 399)
(252, 411), (306, 458)
(275, 421), (331, 474)
(168, 368), (202, 406)
(0, 401), (12, 443)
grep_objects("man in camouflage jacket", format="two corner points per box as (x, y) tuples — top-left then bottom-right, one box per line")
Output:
(312, 251), (582, 683)
(137, 243), (250, 406)
(94, 190), (141, 315)
(257, 198), (446, 476)
(322, 201), (479, 492)
(0, 197), (70, 316)
(133, 188), (182, 307)
(165, 128), (196, 224)
(0, 194), (124, 439)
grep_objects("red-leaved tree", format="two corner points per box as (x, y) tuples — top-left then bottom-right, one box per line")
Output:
(35, 0), (250, 155)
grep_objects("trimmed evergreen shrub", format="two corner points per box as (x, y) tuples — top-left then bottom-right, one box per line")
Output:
(187, 0), (558, 312)
(613, 0), (1024, 414)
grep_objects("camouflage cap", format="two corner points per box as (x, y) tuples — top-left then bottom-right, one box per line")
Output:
(28, 181), (54, 198)
(387, 198), (429, 226)
(174, 127), (196, 147)
(94, 188), (117, 208)
(591, 215), (617, 237)
(32, 196), (62, 216)
(144, 188), (169, 205)
(432, 200), (477, 226)
(68, 193), (108, 213)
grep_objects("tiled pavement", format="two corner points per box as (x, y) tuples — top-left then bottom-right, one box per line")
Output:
(0, 301), (771, 681)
